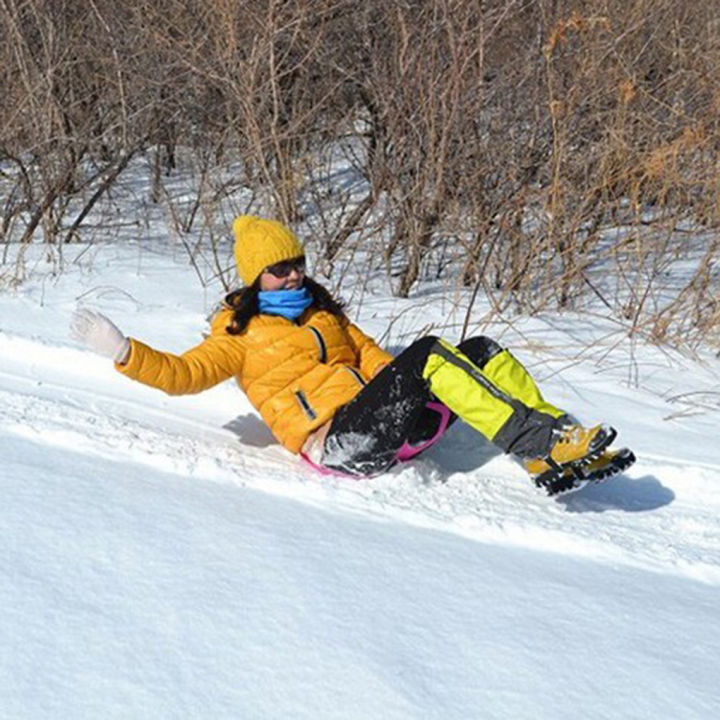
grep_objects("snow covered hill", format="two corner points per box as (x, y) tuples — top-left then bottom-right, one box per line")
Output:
(1, 243), (719, 719)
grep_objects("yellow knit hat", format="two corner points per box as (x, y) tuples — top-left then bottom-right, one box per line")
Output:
(232, 215), (304, 286)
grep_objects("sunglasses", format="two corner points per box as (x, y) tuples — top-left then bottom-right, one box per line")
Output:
(264, 257), (306, 278)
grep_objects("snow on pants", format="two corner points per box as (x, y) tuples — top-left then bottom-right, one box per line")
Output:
(323, 335), (568, 476)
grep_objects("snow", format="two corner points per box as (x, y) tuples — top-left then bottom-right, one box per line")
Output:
(2, 241), (720, 719)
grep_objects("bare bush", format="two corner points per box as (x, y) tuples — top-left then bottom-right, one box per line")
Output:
(1, 0), (719, 346)
(0, 0), (147, 243)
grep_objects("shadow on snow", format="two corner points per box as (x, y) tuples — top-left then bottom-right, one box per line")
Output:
(556, 474), (674, 513)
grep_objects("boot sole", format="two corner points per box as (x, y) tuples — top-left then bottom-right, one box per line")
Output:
(541, 447), (636, 496)
(573, 447), (635, 482)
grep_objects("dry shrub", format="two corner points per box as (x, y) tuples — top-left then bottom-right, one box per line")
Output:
(1, 0), (720, 347)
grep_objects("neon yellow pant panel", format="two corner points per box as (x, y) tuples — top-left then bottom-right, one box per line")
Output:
(482, 350), (565, 420)
(422, 342), (514, 441)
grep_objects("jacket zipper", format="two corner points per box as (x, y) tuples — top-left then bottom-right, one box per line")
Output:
(307, 326), (327, 363)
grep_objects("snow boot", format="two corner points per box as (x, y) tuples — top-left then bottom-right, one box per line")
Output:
(523, 423), (617, 487)
(534, 447), (636, 496)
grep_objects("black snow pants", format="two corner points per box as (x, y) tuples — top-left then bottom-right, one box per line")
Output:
(322, 335), (568, 476)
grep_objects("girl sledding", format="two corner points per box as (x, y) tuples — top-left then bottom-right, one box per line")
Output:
(71, 216), (634, 495)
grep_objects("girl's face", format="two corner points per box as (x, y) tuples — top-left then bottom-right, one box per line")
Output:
(259, 257), (306, 291)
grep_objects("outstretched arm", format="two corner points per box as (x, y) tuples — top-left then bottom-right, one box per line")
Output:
(70, 309), (239, 395)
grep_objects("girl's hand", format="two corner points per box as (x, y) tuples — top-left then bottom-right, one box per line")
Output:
(70, 308), (130, 364)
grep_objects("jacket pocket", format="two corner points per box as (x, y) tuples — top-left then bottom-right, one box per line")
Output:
(294, 390), (318, 421)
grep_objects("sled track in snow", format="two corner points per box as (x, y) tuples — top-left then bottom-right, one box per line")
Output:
(2, 331), (720, 584)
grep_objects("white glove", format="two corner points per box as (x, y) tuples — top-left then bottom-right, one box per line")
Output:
(70, 309), (130, 364)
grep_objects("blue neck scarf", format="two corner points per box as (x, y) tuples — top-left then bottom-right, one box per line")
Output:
(258, 286), (313, 321)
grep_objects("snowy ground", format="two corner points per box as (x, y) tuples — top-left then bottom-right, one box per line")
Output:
(1, 242), (720, 719)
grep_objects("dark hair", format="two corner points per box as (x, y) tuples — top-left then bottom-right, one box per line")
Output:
(224, 276), (346, 335)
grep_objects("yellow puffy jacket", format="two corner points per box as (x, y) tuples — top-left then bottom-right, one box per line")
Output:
(115, 305), (393, 453)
